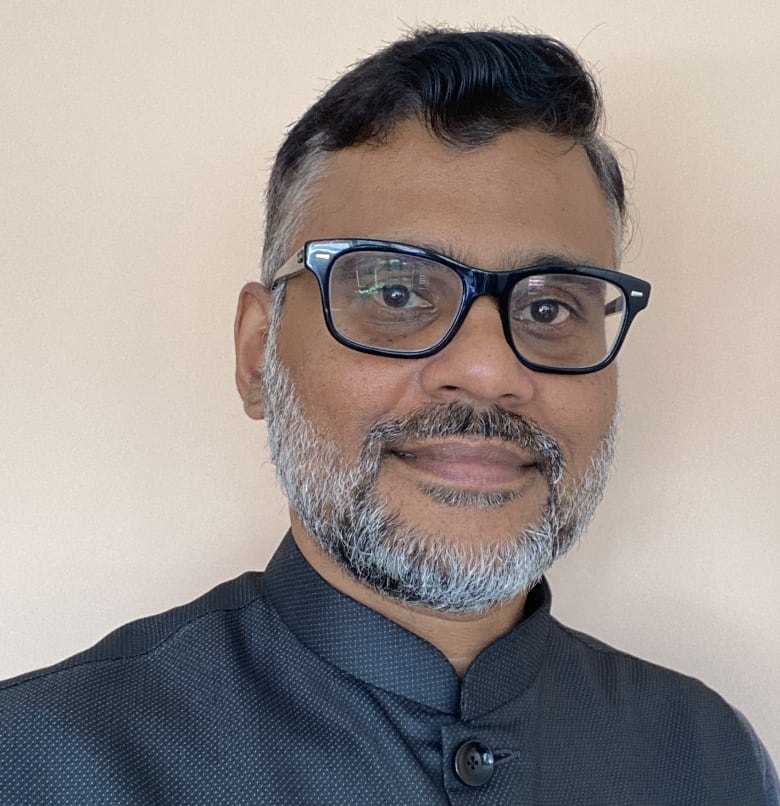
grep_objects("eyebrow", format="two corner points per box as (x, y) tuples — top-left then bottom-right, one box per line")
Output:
(411, 240), (608, 271)
(505, 250), (603, 270)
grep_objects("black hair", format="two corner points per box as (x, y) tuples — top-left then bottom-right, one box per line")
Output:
(262, 28), (624, 283)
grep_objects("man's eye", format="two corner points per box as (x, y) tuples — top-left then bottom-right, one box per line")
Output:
(519, 300), (571, 325)
(381, 284), (413, 308)
(358, 281), (432, 311)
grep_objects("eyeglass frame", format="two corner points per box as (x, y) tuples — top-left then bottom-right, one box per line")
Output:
(270, 238), (651, 375)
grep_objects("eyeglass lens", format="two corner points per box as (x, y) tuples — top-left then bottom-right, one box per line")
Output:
(327, 250), (627, 369)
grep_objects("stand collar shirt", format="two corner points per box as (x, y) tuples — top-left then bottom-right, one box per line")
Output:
(263, 531), (552, 719)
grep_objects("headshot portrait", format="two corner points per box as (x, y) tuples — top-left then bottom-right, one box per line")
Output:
(1, 2), (778, 803)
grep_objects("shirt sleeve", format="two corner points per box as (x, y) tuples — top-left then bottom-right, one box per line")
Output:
(733, 707), (780, 806)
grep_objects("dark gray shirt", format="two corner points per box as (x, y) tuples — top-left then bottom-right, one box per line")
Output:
(0, 533), (776, 804)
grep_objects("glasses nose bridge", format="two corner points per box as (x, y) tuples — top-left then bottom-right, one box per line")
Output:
(460, 265), (511, 303)
(452, 266), (517, 352)
(458, 267), (516, 336)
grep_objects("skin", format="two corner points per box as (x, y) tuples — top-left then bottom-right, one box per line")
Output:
(235, 121), (618, 676)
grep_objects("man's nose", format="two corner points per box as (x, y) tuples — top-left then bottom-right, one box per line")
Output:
(418, 297), (537, 407)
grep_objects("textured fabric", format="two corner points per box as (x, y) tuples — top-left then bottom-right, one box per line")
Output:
(0, 532), (775, 805)
(736, 709), (780, 805)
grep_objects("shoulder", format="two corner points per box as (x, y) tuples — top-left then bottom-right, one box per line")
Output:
(548, 617), (767, 754)
(548, 617), (733, 710)
(0, 570), (269, 696)
(545, 618), (777, 800)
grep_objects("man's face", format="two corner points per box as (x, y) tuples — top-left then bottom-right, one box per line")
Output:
(261, 121), (618, 610)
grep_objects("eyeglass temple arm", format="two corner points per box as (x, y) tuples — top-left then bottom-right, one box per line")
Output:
(605, 298), (623, 316)
(269, 249), (306, 289)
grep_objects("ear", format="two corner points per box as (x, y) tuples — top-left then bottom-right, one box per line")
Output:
(234, 282), (273, 420)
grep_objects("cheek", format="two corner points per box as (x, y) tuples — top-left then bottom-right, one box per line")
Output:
(544, 368), (617, 469)
(275, 282), (422, 442)
(294, 357), (423, 453)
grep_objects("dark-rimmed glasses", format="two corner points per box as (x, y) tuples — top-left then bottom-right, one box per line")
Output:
(271, 239), (651, 374)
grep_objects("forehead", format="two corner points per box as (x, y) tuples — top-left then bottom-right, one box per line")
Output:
(300, 121), (617, 270)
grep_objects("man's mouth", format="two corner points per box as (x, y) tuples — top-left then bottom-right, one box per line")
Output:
(387, 440), (539, 488)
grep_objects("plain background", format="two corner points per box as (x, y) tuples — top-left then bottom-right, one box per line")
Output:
(2, 1), (778, 760)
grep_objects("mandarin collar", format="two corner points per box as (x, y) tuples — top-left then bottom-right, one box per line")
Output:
(262, 532), (552, 719)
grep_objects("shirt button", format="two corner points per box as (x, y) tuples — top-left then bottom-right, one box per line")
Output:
(453, 740), (495, 787)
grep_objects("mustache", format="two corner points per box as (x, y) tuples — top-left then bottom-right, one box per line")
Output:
(360, 402), (564, 485)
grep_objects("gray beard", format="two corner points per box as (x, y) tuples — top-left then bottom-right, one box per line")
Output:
(260, 307), (618, 614)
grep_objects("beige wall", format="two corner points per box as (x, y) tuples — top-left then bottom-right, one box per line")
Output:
(2, 1), (778, 758)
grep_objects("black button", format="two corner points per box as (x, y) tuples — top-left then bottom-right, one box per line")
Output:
(453, 740), (494, 787)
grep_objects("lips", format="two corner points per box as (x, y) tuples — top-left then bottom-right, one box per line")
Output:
(388, 440), (537, 487)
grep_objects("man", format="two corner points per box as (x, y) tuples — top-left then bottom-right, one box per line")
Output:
(1, 27), (776, 805)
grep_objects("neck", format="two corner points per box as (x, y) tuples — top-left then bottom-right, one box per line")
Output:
(290, 516), (528, 678)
